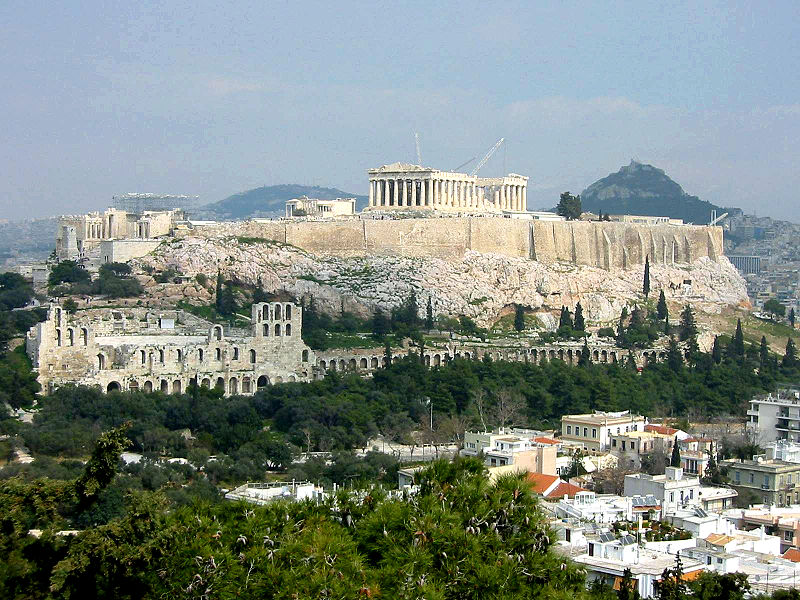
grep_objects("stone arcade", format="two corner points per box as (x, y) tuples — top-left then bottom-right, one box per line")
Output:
(367, 163), (528, 212)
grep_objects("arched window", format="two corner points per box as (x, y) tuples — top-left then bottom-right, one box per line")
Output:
(201, 378), (210, 388)
(143, 381), (153, 392)
(97, 353), (105, 370)
(160, 380), (169, 393)
(177, 349), (183, 362)
(214, 326), (222, 341)
(250, 349), (256, 364)
(285, 304), (292, 319)
(274, 304), (282, 320)
(81, 328), (88, 346)
(159, 349), (165, 364)
(198, 348), (204, 362)
(107, 381), (121, 393)
(140, 350), (146, 365)
(56, 329), (62, 347)
(263, 305), (269, 320)
(274, 324), (281, 336)
(302, 349), (309, 362)
(229, 378), (238, 394)
(285, 324), (292, 336)
(360, 358), (368, 369)
(233, 347), (239, 360)
(68, 329), (74, 346)
(215, 377), (225, 391)
(215, 348), (221, 361)
(242, 378), (251, 393)
(172, 380), (182, 394)
(263, 324), (269, 336)
(257, 375), (268, 388)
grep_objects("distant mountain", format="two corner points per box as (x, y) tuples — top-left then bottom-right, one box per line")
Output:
(197, 184), (368, 220)
(580, 161), (736, 224)
(0, 217), (57, 266)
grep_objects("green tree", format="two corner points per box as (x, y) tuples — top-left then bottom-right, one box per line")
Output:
(514, 304), (525, 332)
(556, 191), (582, 220)
(670, 441), (682, 468)
(425, 297), (434, 330)
(74, 423), (132, 510)
(688, 571), (749, 600)
(760, 336), (770, 370)
(558, 305), (574, 336)
(643, 256), (651, 298)
(784, 337), (797, 368)
(764, 297), (786, 318)
(790, 307), (796, 328)
(578, 339), (591, 367)
(618, 567), (641, 600)
(657, 290), (668, 321)
(574, 302), (586, 332)
(372, 307), (390, 339)
(656, 554), (687, 600)
(63, 298), (78, 314)
(667, 336), (683, 373)
(729, 319), (745, 360)
(711, 336), (722, 364)
(678, 304), (697, 342)
(48, 260), (91, 287)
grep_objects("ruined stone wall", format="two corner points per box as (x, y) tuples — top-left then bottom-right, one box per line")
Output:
(180, 217), (723, 269)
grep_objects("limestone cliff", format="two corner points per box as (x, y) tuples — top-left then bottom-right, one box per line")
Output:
(134, 236), (748, 332)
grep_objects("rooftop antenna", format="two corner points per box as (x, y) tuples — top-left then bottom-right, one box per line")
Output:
(414, 132), (422, 166)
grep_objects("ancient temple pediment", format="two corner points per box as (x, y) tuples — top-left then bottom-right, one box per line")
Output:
(371, 162), (433, 173)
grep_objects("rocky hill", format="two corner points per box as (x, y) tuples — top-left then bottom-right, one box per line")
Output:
(197, 184), (367, 220)
(581, 161), (736, 225)
(134, 235), (748, 339)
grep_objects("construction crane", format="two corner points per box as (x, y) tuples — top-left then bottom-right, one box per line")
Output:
(414, 132), (422, 165)
(470, 138), (504, 176)
(453, 156), (477, 172)
(709, 210), (728, 226)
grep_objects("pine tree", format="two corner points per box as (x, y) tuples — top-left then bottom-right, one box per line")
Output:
(643, 256), (651, 298)
(425, 297), (434, 330)
(574, 302), (585, 331)
(667, 336), (683, 373)
(760, 335), (770, 370)
(671, 442), (682, 468)
(678, 304), (697, 342)
(657, 289), (668, 320)
(711, 336), (722, 364)
(514, 304), (525, 332)
(784, 338), (797, 368)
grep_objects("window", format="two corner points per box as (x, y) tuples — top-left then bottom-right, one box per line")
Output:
(233, 347), (239, 360)
(612, 439), (617, 448)
(670, 492), (674, 502)
(285, 324), (291, 336)
(567, 426), (572, 435)
(786, 531), (793, 541)
(215, 348), (221, 360)
(765, 475), (770, 487)
(750, 473), (755, 484)
(622, 441), (627, 451)
(789, 475), (793, 484)
(583, 427), (588, 437)
(250, 349), (256, 364)
(690, 489), (694, 499)
(198, 349), (204, 362)
(141, 350), (146, 365)
(159, 349), (165, 364)
(592, 428), (597, 438)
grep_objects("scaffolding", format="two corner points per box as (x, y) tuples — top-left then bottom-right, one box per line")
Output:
(111, 193), (200, 213)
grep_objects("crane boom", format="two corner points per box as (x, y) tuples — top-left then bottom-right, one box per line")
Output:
(414, 132), (422, 165)
(470, 138), (504, 176)
(709, 211), (728, 226)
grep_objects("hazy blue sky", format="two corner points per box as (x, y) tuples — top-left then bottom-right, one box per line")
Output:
(2, 1), (800, 220)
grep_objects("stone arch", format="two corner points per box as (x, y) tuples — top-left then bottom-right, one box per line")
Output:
(68, 328), (75, 346)
(54, 306), (62, 326)
(392, 356), (400, 364)
(359, 357), (368, 369)
(250, 349), (256, 363)
(285, 304), (292, 319)
(274, 376), (283, 383)
(160, 379), (169, 393)
(532, 349), (538, 362)
(97, 353), (105, 370)
(302, 349), (309, 362)
(263, 323), (269, 336)
(107, 381), (121, 393)
(274, 304), (282, 320)
(274, 324), (281, 337)
(201, 378), (210, 388)
(289, 375), (296, 382)
(262, 305), (269, 320)
(172, 380), (182, 394)
(129, 380), (139, 392)
(319, 359), (327, 370)
(330, 361), (337, 371)
(549, 350), (556, 360)
(215, 377), (225, 390)
(198, 348), (204, 362)
(212, 325), (223, 341)
(424, 354), (431, 366)
(257, 375), (269, 388)
(56, 329), (62, 347)
(433, 354), (441, 366)
(81, 328), (88, 346)
(349, 358), (357, 371)
(140, 350), (146, 364)
(338, 359), (346, 371)
(567, 349), (573, 364)
(593, 350), (599, 362)
(558, 349), (564, 361)
(229, 378), (238, 394)
(242, 377), (251, 393)
(159, 349), (165, 363)
(601, 350), (608, 363)
(143, 380), (153, 392)
(465, 351), (472, 359)
(177, 349), (184, 362)
(610, 351), (618, 363)
(232, 347), (239, 360)
(285, 324), (292, 336)
(371, 357), (379, 368)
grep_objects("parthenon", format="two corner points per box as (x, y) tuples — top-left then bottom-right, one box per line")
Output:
(367, 163), (528, 212)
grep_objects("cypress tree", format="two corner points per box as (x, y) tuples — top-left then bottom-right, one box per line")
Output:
(514, 304), (525, 332)
(383, 341), (393, 368)
(791, 308), (796, 328)
(657, 289), (668, 320)
(730, 319), (745, 358)
(678, 304), (697, 342)
(711, 335), (722, 364)
(760, 335), (770, 370)
(671, 441), (682, 468)
(643, 255), (650, 298)
(372, 308), (389, 340)
(667, 336), (683, 373)
(784, 338), (797, 368)
(425, 297), (434, 330)
(578, 338), (591, 367)
(574, 302), (585, 332)
(626, 350), (638, 371)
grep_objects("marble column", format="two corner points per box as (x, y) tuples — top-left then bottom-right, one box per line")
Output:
(522, 187), (527, 212)
(393, 179), (399, 207)
(368, 180), (374, 207)
(411, 179), (417, 206)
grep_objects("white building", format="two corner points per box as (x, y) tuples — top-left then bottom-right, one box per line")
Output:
(747, 388), (800, 444)
(285, 196), (356, 218)
(554, 491), (662, 524)
(561, 410), (647, 452)
(625, 467), (701, 513)
(224, 481), (325, 505)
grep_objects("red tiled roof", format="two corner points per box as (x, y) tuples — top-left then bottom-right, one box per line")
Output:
(526, 473), (559, 495)
(783, 548), (800, 563)
(645, 425), (678, 436)
(533, 436), (560, 445)
(547, 481), (587, 499)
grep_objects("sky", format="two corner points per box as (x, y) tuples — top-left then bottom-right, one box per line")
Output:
(2, 1), (800, 221)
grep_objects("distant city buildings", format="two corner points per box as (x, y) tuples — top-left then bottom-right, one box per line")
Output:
(561, 411), (647, 452)
(746, 388), (800, 444)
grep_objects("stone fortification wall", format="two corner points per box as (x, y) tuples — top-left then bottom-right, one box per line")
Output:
(182, 217), (723, 269)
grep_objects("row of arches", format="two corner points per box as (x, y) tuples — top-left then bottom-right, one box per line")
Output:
(104, 373), (299, 395)
(257, 303), (293, 322)
(262, 323), (292, 337)
(55, 327), (88, 347)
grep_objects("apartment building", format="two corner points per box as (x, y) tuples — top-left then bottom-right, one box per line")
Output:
(624, 467), (701, 513)
(746, 388), (800, 444)
(462, 428), (556, 473)
(720, 456), (800, 506)
(561, 411), (646, 452)
(723, 505), (800, 553)
(610, 430), (674, 469)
